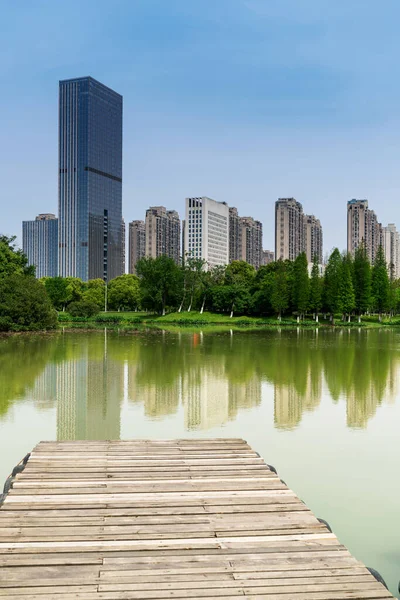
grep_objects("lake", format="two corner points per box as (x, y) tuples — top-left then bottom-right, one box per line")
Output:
(0, 328), (399, 597)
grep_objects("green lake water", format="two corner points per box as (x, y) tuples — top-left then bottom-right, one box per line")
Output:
(0, 328), (399, 596)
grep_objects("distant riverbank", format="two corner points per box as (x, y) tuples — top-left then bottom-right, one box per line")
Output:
(57, 310), (400, 329)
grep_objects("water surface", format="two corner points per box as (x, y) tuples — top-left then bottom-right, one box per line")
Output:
(0, 328), (399, 596)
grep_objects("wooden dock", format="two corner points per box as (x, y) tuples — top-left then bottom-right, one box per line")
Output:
(0, 439), (393, 599)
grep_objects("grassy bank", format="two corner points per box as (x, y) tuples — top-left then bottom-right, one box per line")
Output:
(57, 311), (400, 329)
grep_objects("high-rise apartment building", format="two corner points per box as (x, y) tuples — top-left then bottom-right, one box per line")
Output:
(239, 217), (263, 269)
(382, 223), (400, 279)
(121, 218), (126, 274)
(229, 207), (241, 263)
(128, 220), (146, 274)
(303, 214), (323, 263)
(347, 199), (382, 264)
(275, 198), (304, 261)
(58, 76), (123, 281)
(185, 197), (229, 268)
(22, 213), (58, 278)
(262, 250), (274, 265)
(145, 206), (180, 264)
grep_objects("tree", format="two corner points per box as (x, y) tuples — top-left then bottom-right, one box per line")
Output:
(292, 252), (309, 320)
(108, 275), (140, 311)
(371, 246), (390, 318)
(0, 274), (57, 331)
(65, 277), (86, 304)
(83, 279), (105, 309)
(68, 300), (100, 318)
(0, 236), (35, 278)
(353, 242), (372, 321)
(324, 248), (342, 322)
(225, 261), (256, 286)
(271, 261), (289, 319)
(137, 256), (182, 315)
(43, 277), (70, 311)
(309, 255), (322, 321)
(339, 253), (355, 321)
(182, 257), (206, 312)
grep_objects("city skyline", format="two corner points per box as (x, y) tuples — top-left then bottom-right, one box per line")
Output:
(3, 1), (400, 257)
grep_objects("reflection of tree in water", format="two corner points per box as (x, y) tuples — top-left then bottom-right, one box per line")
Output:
(1, 328), (399, 434)
(0, 335), (60, 416)
(323, 329), (398, 428)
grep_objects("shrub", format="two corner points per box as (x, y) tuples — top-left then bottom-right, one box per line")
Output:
(67, 300), (99, 318)
(0, 275), (57, 331)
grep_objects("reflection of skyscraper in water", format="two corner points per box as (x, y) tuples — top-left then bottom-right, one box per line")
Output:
(274, 370), (322, 430)
(56, 354), (123, 441)
(183, 370), (229, 430)
(346, 376), (398, 429)
(139, 383), (180, 419)
(182, 364), (261, 431)
(228, 378), (262, 420)
(30, 363), (58, 411)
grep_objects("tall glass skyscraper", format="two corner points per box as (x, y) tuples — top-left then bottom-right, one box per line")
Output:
(22, 214), (58, 278)
(58, 77), (123, 281)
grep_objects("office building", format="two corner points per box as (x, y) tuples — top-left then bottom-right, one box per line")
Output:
(145, 206), (181, 264)
(181, 219), (186, 265)
(22, 213), (58, 278)
(347, 199), (382, 264)
(128, 220), (146, 274)
(303, 214), (323, 263)
(275, 198), (304, 261)
(185, 197), (229, 268)
(262, 250), (274, 265)
(58, 76), (123, 281)
(239, 216), (263, 269)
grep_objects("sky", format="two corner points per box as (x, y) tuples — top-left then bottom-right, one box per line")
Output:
(1, 0), (400, 255)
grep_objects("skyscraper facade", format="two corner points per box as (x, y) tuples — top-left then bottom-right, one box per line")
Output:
(303, 214), (323, 263)
(22, 213), (58, 278)
(145, 206), (181, 264)
(121, 218), (126, 274)
(239, 216), (263, 269)
(229, 207), (241, 262)
(275, 198), (304, 261)
(185, 197), (229, 268)
(58, 76), (123, 281)
(347, 199), (382, 264)
(262, 250), (274, 265)
(129, 220), (146, 274)
(382, 223), (400, 279)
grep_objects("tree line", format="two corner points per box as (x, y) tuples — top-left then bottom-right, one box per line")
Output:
(0, 233), (397, 330)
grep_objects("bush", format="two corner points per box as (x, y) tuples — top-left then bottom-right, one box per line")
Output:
(67, 300), (99, 318)
(0, 275), (57, 331)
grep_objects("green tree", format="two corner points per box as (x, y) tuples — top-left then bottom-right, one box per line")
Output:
(225, 261), (256, 286)
(137, 256), (182, 315)
(271, 261), (289, 319)
(0, 236), (35, 278)
(371, 246), (390, 318)
(108, 274), (140, 311)
(83, 279), (105, 309)
(68, 300), (100, 317)
(182, 257), (206, 312)
(339, 253), (355, 321)
(65, 277), (86, 304)
(309, 255), (322, 321)
(43, 277), (70, 311)
(353, 242), (372, 321)
(324, 248), (342, 323)
(0, 274), (57, 331)
(292, 252), (309, 320)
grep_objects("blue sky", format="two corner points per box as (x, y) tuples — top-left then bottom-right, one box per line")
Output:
(1, 0), (400, 255)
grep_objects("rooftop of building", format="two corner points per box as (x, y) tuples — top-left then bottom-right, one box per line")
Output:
(59, 76), (122, 99)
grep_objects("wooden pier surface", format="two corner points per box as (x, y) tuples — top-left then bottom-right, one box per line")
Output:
(0, 439), (393, 599)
